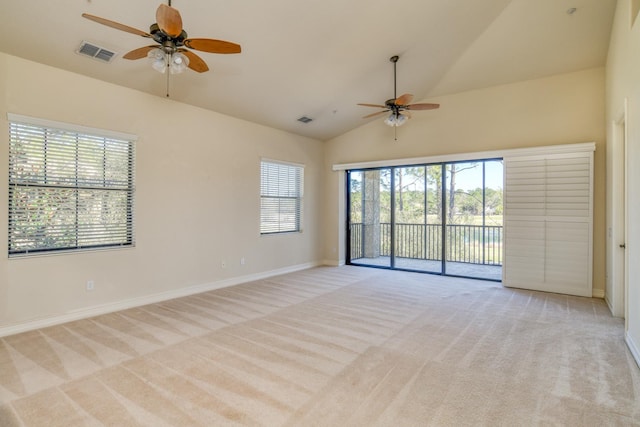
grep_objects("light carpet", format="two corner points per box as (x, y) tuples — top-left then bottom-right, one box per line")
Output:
(0, 266), (638, 426)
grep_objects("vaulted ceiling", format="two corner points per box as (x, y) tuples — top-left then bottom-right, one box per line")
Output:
(0, 0), (616, 141)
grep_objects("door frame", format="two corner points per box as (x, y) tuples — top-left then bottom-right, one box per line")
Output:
(345, 159), (503, 281)
(610, 99), (628, 319)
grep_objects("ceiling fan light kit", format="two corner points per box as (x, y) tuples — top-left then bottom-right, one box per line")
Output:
(147, 48), (189, 74)
(384, 112), (408, 127)
(358, 55), (440, 138)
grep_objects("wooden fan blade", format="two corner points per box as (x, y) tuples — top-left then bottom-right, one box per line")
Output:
(123, 45), (157, 60)
(156, 4), (183, 38)
(363, 110), (389, 119)
(394, 93), (414, 106)
(184, 38), (241, 54)
(357, 103), (387, 108)
(178, 49), (209, 73)
(406, 103), (440, 110)
(82, 13), (151, 37)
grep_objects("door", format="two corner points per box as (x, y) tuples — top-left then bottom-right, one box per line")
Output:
(444, 161), (503, 280)
(393, 165), (443, 273)
(347, 159), (503, 280)
(348, 169), (392, 268)
(609, 107), (627, 318)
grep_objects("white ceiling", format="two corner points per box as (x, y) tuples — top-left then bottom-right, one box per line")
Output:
(0, 0), (616, 141)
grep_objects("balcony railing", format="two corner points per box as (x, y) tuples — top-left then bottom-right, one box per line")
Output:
(350, 222), (502, 266)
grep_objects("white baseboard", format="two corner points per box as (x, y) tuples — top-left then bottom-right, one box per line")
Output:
(592, 288), (605, 299)
(604, 294), (613, 313)
(0, 261), (322, 338)
(625, 332), (640, 369)
(323, 259), (345, 267)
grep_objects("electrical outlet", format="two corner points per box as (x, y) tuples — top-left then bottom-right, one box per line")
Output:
(240, 257), (245, 265)
(86, 280), (94, 291)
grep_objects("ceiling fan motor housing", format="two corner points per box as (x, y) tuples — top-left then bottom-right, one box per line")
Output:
(150, 23), (188, 50)
(386, 99), (401, 108)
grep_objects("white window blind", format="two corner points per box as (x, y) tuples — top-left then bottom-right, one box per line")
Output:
(260, 160), (303, 234)
(8, 118), (135, 256)
(503, 151), (593, 296)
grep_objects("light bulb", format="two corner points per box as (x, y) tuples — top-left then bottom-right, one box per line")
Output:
(384, 113), (395, 126)
(169, 52), (189, 74)
(147, 48), (167, 74)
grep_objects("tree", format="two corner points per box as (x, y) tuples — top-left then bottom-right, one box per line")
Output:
(396, 166), (426, 218)
(426, 165), (443, 222)
(446, 163), (480, 224)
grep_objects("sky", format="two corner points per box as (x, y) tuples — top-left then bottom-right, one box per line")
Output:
(453, 160), (503, 191)
(350, 159), (504, 192)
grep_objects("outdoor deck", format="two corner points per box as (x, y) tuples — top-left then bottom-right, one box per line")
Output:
(350, 256), (502, 281)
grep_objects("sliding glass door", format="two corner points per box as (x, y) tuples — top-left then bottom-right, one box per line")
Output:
(347, 159), (503, 281)
(443, 161), (503, 280)
(348, 169), (392, 268)
(393, 165), (443, 273)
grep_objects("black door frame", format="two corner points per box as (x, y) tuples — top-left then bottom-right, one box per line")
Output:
(345, 158), (503, 281)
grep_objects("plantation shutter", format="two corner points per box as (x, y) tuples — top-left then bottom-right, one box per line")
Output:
(503, 147), (594, 297)
(8, 115), (135, 256)
(260, 160), (304, 234)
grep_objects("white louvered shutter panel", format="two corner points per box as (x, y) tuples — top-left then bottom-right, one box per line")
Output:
(503, 151), (593, 297)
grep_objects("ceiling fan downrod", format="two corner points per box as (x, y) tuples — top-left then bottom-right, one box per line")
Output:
(390, 55), (399, 101)
(390, 56), (400, 141)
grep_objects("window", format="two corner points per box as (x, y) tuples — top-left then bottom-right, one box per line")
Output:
(8, 115), (135, 256)
(260, 160), (303, 234)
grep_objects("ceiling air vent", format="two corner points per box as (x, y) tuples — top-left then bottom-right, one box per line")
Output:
(76, 41), (117, 63)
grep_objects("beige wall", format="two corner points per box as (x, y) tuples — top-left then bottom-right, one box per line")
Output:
(0, 52), (324, 330)
(323, 68), (607, 296)
(606, 0), (640, 362)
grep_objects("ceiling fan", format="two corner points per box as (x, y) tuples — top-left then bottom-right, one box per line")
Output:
(358, 55), (439, 138)
(82, 1), (241, 95)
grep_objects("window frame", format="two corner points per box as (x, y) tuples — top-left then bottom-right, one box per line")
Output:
(7, 113), (136, 257)
(260, 159), (304, 235)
